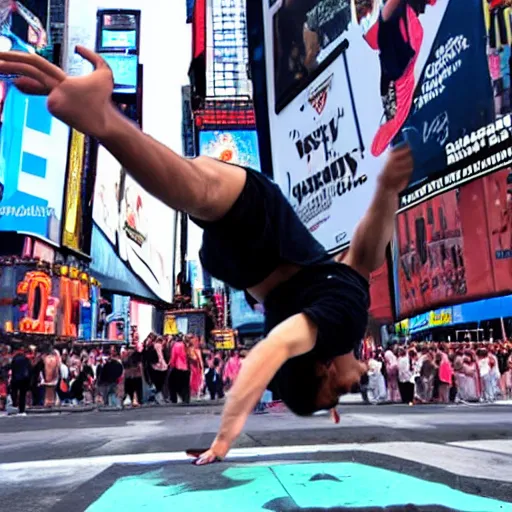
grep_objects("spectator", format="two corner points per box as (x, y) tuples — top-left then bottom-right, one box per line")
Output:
(397, 348), (414, 404)
(205, 358), (224, 400)
(169, 336), (190, 404)
(97, 350), (123, 408)
(10, 347), (31, 415)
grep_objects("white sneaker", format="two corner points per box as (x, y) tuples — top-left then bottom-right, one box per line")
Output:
(17, 412), (27, 417)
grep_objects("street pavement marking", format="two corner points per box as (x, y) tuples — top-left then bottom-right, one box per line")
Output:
(2, 440), (512, 484)
(364, 442), (512, 483)
(448, 439), (512, 456)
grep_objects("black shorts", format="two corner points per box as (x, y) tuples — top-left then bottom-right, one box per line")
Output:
(264, 260), (370, 361)
(191, 167), (328, 290)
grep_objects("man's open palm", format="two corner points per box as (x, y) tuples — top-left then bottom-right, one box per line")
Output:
(0, 46), (115, 138)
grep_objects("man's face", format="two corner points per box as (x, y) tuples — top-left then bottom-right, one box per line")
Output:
(314, 352), (367, 410)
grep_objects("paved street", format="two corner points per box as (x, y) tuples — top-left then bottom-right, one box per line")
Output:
(1, 402), (512, 511)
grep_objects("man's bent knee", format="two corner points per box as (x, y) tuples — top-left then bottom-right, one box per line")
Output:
(190, 156), (247, 222)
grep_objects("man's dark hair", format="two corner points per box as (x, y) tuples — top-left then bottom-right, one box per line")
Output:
(276, 355), (324, 416)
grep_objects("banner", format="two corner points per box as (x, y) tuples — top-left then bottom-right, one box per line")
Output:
(249, 0), (499, 252)
(198, 130), (261, 171)
(393, 166), (512, 318)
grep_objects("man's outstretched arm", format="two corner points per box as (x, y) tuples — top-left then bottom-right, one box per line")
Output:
(194, 313), (318, 465)
(338, 145), (413, 278)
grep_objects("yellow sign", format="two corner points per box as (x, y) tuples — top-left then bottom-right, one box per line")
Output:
(62, 130), (85, 250)
(212, 329), (235, 350)
(163, 314), (178, 335)
(429, 309), (452, 327)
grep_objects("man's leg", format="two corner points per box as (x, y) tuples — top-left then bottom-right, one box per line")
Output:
(339, 146), (413, 277)
(100, 112), (248, 222)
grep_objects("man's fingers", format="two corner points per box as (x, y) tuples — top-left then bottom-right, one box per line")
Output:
(193, 452), (222, 466)
(13, 76), (49, 96)
(75, 46), (109, 70)
(0, 61), (58, 90)
(0, 51), (66, 81)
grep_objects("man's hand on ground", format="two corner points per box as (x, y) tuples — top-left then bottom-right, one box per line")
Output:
(187, 438), (230, 466)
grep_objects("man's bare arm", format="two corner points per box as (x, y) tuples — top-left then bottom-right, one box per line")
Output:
(338, 146), (413, 278)
(194, 313), (318, 465)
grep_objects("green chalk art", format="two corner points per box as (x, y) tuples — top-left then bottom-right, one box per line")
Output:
(87, 461), (512, 512)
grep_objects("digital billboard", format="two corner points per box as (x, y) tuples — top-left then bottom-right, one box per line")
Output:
(229, 289), (264, 329)
(199, 130), (261, 171)
(248, 0), (502, 253)
(92, 148), (175, 303)
(0, 2), (70, 245)
(393, 166), (512, 319)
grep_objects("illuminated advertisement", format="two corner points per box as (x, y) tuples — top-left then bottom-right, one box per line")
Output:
(206, 0), (251, 98)
(92, 149), (175, 303)
(119, 175), (174, 303)
(248, 0), (501, 253)
(229, 289), (264, 329)
(0, 2), (70, 245)
(0, 262), (96, 339)
(199, 130), (261, 171)
(393, 166), (512, 318)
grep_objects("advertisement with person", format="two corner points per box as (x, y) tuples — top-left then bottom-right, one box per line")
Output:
(118, 175), (174, 303)
(249, 0), (499, 253)
(392, 168), (512, 318)
(198, 130), (262, 171)
(0, 1), (70, 245)
(91, 149), (175, 303)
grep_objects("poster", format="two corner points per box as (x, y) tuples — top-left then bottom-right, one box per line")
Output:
(249, 0), (499, 253)
(392, 166), (512, 318)
(92, 150), (175, 303)
(199, 130), (262, 171)
(0, 1), (70, 245)
(119, 175), (174, 303)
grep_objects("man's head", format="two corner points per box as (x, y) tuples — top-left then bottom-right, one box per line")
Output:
(280, 352), (367, 416)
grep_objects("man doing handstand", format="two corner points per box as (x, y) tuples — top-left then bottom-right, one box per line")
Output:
(0, 47), (414, 464)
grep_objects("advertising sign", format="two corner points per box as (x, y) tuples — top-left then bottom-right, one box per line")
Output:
(393, 165), (512, 318)
(199, 130), (261, 171)
(229, 289), (264, 329)
(0, 1), (70, 245)
(92, 149), (175, 303)
(249, 0), (500, 253)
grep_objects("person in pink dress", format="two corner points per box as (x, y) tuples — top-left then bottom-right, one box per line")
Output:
(187, 335), (204, 399)
(223, 350), (242, 392)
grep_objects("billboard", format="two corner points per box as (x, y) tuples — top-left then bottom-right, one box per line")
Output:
(199, 130), (261, 171)
(393, 166), (512, 318)
(248, 0), (502, 253)
(0, 1), (70, 245)
(92, 148), (175, 303)
(229, 289), (264, 329)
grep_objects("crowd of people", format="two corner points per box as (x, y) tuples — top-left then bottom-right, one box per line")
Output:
(0, 333), (244, 415)
(2, 335), (512, 415)
(362, 341), (512, 405)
